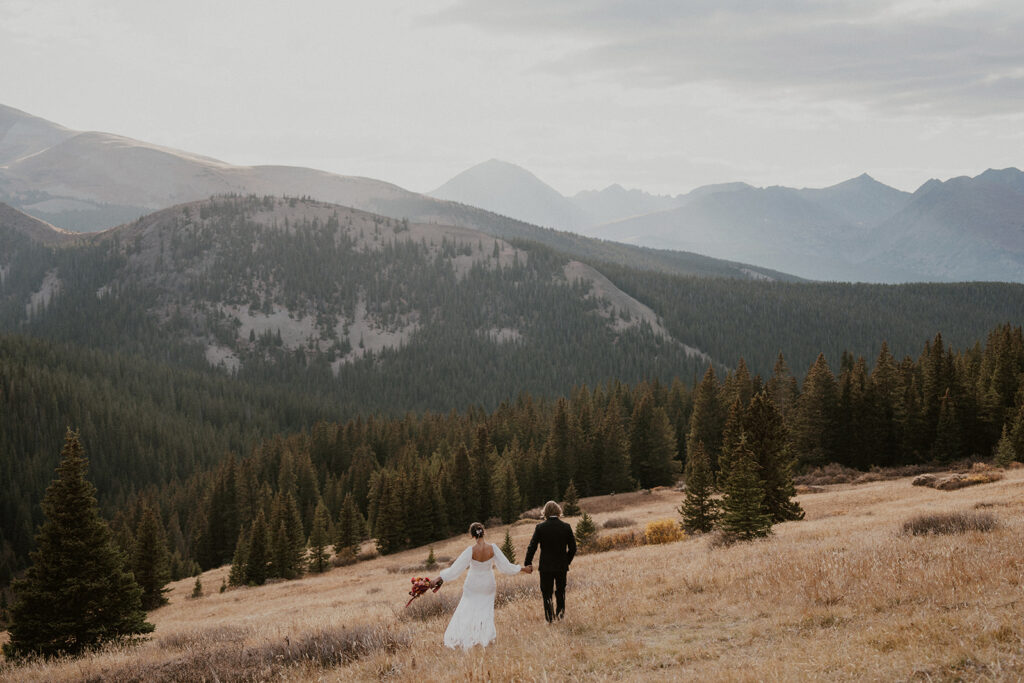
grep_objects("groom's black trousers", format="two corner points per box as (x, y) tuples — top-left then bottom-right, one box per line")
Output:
(539, 570), (567, 621)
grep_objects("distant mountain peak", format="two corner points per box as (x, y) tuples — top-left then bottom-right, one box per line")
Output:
(429, 158), (590, 229)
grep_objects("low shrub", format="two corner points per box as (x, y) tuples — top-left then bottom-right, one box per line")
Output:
(602, 516), (636, 529)
(591, 529), (646, 553)
(398, 591), (458, 622)
(84, 624), (411, 681)
(913, 469), (1004, 491)
(796, 463), (861, 486)
(519, 508), (543, 520)
(902, 511), (997, 536)
(645, 519), (685, 545)
(333, 548), (358, 567)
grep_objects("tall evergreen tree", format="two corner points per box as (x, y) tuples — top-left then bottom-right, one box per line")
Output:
(595, 401), (634, 493)
(717, 396), (747, 485)
(679, 442), (718, 533)
(932, 388), (962, 463)
(791, 353), (838, 468)
(1007, 402), (1024, 462)
(450, 444), (473, 528)
(244, 510), (269, 586)
(374, 472), (407, 555)
(493, 460), (522, 524)
(562, 479), (581, 517)
(717, 434), (773, 542)
(629, 393), (678, 488)
(870, 342), (904, 468)
(744, 392), (804, 522)
(994, 424), (1017, 467)
(268, 491), (305, 579)
(3, 430), (153, 659)
(307, 500), (331, 573)
(686, 366), (725, 472)
(132, 504), (172, 610)
(500, 529), (516, 564)
(228, 525), (250, 586)
(766, 352), (799, 421)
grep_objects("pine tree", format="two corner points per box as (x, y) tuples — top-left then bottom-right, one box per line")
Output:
(574, 512), (598, 551)
(595, 401), (634, 493)
(994, 424), (1017, 467)
(562, 479), (581, 517)
(245, 510), (269, 585)
(717, 435), (773, 542)
(745, 392), (804, 523)
(1008, 403), (1024, 461)
(717, 396), (746, 486)
(870, 342), (905, 468)
(500, 530), (516, 564)
(686, 366), (725, 473)
(374, 472), (407, 555)
(791, 353), (838, 468)
(307, 500), (331, 573)
(4, 430), (153, 659)
(334, 493), (365, 557)
(493, 460), (522, 524)
(190, 577), (203, 599)
(268, 491), (305, 579)
(766, 352), (799, 421)
(228, 525), (250, 586)
(679, 442), (718, 533)
(425, 547), (438, 570)
(132, 504), (172, 610)
(629, 394), (678, 488)
(932, 388), (962, 463)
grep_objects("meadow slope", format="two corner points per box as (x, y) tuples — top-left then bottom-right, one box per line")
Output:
(3, 470), (1024, 681)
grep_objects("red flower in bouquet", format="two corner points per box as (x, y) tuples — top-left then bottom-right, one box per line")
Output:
(405, 576), (442, 607)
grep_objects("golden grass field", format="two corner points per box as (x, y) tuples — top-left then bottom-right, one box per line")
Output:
(3, 468), (1024, 682)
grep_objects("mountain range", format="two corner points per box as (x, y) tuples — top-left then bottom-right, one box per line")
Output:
(430, 160), (1024, 283)
(0, 104), (789, 283)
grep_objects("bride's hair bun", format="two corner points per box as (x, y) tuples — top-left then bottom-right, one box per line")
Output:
(469, 522), (485, 538)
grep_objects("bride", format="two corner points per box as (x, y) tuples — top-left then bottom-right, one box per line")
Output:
(432, 522), (532, 649)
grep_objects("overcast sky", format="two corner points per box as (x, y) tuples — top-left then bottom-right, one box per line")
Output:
(2, 0), (1022, 195)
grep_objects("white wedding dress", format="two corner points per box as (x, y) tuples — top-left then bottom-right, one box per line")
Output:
(438, 543), (521, 649)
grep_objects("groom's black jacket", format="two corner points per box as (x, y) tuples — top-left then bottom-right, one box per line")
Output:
(525, 517), (576, 573)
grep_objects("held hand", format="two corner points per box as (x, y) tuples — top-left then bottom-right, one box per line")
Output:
(432, 577), (444, 589)
(521, 565), (533, 574)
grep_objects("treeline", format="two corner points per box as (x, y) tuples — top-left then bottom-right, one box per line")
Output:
(598, 261), (1024, 376)
(111, 323), (1024, 582)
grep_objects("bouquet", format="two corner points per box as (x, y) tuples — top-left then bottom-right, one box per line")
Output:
(405, 576), (442, 607)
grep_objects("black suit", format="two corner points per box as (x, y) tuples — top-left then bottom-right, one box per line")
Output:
(525, 517), (576, 621)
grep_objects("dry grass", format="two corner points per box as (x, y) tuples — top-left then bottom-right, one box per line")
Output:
(902, 510), (998, 536)
(5, 470), (1024, 681)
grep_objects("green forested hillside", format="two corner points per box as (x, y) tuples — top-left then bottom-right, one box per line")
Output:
(95, 323), (1024, 586)
(598, 262), (1024, 375)
(3, 195), (1024, 586)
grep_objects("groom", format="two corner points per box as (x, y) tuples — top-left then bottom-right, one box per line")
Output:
(524, 500), (577, 622)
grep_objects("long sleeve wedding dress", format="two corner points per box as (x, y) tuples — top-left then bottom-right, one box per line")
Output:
(438, 543), (521, 649)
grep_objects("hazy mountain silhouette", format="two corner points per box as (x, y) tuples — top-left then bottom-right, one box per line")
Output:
(429, 159), (592, 229)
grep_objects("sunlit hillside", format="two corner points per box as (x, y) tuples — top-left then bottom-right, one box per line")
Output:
(3, 469), (1024, 681)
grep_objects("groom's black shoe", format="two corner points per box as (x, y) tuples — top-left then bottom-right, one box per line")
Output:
(544, 598), (555, 623)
